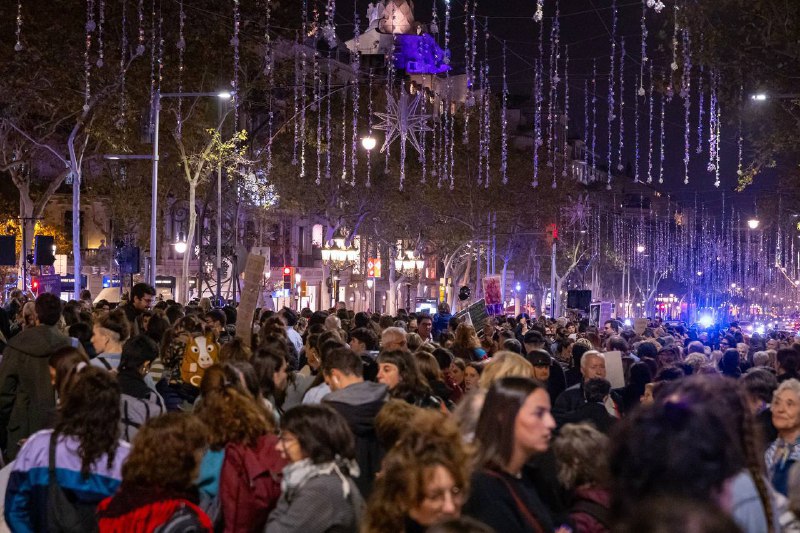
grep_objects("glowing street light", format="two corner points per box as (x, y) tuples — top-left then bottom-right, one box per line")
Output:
(747, 218), (760, 230)
(361, 135), (377, 151)
(174, 233), (187, 254)
(636, 244), (646, 254)
(750, 93), (768, 101)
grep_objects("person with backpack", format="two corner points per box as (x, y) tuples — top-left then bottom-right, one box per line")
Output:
(194, 364), (286, 533)
(97, 412), (212, 532)
(5, 367), (130, 532)
(91, 309), (131, 372)
(117, 335), (166, 442)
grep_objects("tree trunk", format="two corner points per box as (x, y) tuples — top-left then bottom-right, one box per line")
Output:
(72, 171), (81, 296)
(182, 181), (197, 303)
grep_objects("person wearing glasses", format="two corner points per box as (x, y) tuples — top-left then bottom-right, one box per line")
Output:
(267, 405), (363, 533)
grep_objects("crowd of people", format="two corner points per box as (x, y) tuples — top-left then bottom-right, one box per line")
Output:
(1, 284), (800, 531)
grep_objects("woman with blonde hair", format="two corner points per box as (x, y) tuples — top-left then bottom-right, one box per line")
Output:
(478, 351), (534, 389)
(364, 409), (471, 532)
(451, 324), (487, 362)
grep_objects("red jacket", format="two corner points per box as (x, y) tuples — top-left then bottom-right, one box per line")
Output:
(97, 485), (212, 533)
(220, 433), (287, 533)
(569, 485), (612, 533)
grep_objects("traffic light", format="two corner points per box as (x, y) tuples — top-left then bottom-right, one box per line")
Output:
(282, 266), (294, 290)
(31, 277), (39, 294)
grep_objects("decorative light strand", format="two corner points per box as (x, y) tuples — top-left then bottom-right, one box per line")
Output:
(366, 70), (374, 188)
(658, 88), (665, 184)
(682, 28), (691, 185)
(634, 75), (640, 182)
(291, 35), (300, 166)
(84, 0), (96, 112)
(607, 0), (617, 189)
(231, 0), (241, 128)
(696, 38), (705, 154)
(617, 37), (625, 172)
(117, 0), (128, 134)
(325, 56), (332, 182)
(176, 0), (185, 138)
(341, 83), (348, 185)
(14, 0), (23, 52)
(547, 0), (561, 172)
(714, 75), (721, 187)
(350, 7), (360, 186)
(583, 78), (589, 174)
(299, 0), (309, 177)
(534, 0), (544, 22)
(532, 58), (542, 188)
(638, 0), (647, 96)
(501, 40), (509, 185)
(708, 68), (718, 173)
(647, 62), (653, 183)
(737, 84), (744, 178)
(136, 0), (145, 56)
(482, 19), (491, 188)
(591, 58), (597, 174)
(148, 0), (156, 123)
(561, 44), (569, 181)
(97, 0), (105, 67)
(314, 47), (322, 185)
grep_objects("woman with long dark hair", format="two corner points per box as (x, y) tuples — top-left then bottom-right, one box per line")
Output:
(5, 367), (129, 532)
(377, 350), (442, 409)
(97, 412), (212, 531)
(265, 405), (363, 532)
(464, 377), (564, 532)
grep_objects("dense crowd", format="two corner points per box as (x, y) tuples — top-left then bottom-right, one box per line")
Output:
(0, 284), (799, 532)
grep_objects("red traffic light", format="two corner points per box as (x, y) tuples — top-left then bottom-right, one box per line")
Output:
(283, 267), (291, 276)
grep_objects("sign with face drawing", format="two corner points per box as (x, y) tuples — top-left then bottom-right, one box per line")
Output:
(180, 332), (219, 387)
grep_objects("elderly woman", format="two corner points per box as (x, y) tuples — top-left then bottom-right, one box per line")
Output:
(553, 423), (611, 533)
(766, 378), (800, 496)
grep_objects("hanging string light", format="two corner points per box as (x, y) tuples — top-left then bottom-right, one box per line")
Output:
(547, 0), (561, 172)
(737, 84), (744, 179)
(84, 0), (96, 112)
(117, 0), (129, 133)
(176, 0), (185, 138)
(350, 6), (361, 186)
(366, 69), (374, 188)
(136, 0), (145, 56)
(325, 55), (333, 182)
(14, 0), (23, 52)
(634, 75), (640, 182)
(148, 0), (156, 123)
(482, 19), (491, 188)
(591, 58), (597, 175)
(658, 87), (665, 184)
(638, 0), (647, 96)
(647, 62), (654, 183)
(606, 0), (617, 190)
(714, 74), (721, 187)
(97, 0), (105, 67)
(682, 28), (691, 185)
(314, 47), (322, 185)
(532, 20), (545, 188)
(156, 2), (164, 93)
(501, 40), (509, 185)
(341, 84), (348, 185)
(617, 37), (625, 172)
(231, 0), (241, 128)
(534, 0), (544, 22)
(696, 38), (704, 154)
(561, 44), (569, 181)
(291, 33), (300, 166)
(299, 1), (309, 178)
(708, 68), (718, 173)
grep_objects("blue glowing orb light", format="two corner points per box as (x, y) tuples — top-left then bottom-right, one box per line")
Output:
(393, 34), (451, 74)
(698, 315), (714, 328)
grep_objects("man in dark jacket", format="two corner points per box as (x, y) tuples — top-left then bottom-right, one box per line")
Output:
(558, 378), (617, 433)
(554, 351), (619, 425)
(322, 347), (387, 498)
(0, 293), (71, 458)
(524, 332), (567, 401)
(119, 282), (155, 335)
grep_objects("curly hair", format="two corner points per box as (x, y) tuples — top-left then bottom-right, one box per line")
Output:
(552, 423), (610, 489)
(122, 412), (208, 492)
(363, 409), (472, 533)
(55, 367), (121, 478)
(195, 369), (274, 449)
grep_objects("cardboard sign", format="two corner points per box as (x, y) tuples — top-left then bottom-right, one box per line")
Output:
(634, 318), (648, 336)
(455, 299), (488, 331)
(237, 253), (266, 347)
(603, 350), (625, 389)
(482, 276), (504, 316)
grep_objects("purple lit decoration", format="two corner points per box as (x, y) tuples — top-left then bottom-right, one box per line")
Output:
(534, 0), (544, 22)
(84, 0), (95, 112)
(420, 90), (427, 184)
(117, 0), (128, 133)
(175, 0), (185, 138)
(291, 37), (300, 166)
(647, 63), (653, 183)
(737, 84), (743, 179)
(659, 88), (664, 184)
(14, 0), (23, 52)
(547, 0), (561, 172)
(97, 0), (105, 67)
(482, 20), (491, 188)
(462, 0), (476, 146)
(617, 37), (625, 172)
(393, 34), (451, 74)
(501, 40), (509, 185)
(682, 28), (691, 185)
(714, 73), (721, 188)
(667, 3), (678, 101)
(137, 0), (145, 56)
(231, 0), (241, 128)
(351, 8), (361, 186)
(322, 0), (336, 48)
(532, 57), (542, 187)
(634, 75), (640, 182)
(561, 44), (569, 181)
(449, 90), (456, 190)
(299, 2), (309, 178)
(340, 83), (348, 184)
(325, 54), (332, 182)
(366, 70), (374, 188)
(708, 68), (717, 173)
(695, 43), (705, 155)
(607, 0), (617, 190)
(314, 53), (322, 185)
(638, 0), (647, 96)
(591, 59), (597, 174)
(583, 78), (588, 173)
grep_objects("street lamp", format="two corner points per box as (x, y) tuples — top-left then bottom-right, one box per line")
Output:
(394, 247), (425, 310)
(320, 230), (360, 308)
(751, 93), (768, 101)
(174, 233), (187, 254)
(636, 244), (646, 254)
(361, 135), (377, 151)
(747, 218), (760, 230)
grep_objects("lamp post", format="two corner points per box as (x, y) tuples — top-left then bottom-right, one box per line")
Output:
(394, 247), (425, 311)
(320, 232), (360, 309)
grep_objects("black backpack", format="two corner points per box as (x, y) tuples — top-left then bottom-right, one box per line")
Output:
(45, 432), (99, 533)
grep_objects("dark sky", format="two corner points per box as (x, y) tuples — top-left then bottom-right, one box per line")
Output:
(330, 0), (777, 207)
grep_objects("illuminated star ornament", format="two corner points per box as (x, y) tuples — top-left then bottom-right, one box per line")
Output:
(373, 87), (433, 157)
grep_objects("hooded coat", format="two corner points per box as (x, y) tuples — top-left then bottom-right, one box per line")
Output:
(323, 381), (387, 498)
(0, 325), (71, 458)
